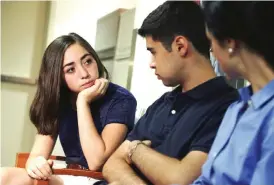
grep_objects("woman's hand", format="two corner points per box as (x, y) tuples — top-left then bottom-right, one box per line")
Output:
(26, 156), (53, 180)
(77, 78), (109, 105)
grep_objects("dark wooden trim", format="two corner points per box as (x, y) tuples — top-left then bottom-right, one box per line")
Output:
(15, 152), (104, 185)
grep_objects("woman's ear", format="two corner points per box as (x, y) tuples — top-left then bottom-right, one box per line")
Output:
(224, 39), (238, 57)
(174, 36), (188, 57)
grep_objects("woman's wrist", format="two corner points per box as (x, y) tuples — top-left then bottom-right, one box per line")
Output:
(76, 96), (89, 108)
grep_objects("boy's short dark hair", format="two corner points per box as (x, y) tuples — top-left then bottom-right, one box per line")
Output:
(138, 1), (210, 59)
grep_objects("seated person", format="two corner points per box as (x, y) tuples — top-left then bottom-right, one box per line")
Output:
(1, 33), (137, 185)
(192, 1), (274, 185)
(102, 2), (239, 185)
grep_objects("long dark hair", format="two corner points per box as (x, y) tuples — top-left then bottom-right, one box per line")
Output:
(30, 33), (109, 137)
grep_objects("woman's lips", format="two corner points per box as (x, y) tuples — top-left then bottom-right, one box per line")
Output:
(82, 80), (95, 88)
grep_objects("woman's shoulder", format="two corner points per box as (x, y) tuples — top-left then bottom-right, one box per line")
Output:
(107, 82), (136, 100)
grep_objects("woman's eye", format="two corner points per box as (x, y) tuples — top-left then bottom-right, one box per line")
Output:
(85, 59), (92, 65)
(66, 68), (75, 73)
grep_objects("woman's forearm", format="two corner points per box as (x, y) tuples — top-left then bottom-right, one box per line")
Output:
(76, 100), (107, 170)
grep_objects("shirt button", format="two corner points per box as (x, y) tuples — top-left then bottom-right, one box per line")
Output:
(171, 110), (176, 115)
(213, 152), (217, 158)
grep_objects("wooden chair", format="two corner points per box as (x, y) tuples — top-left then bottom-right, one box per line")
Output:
(15, 153), (104, 185)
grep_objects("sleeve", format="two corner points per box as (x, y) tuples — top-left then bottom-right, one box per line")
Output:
(126, 114), (147, 141)
(126, 93), (167, 141)
(104, 95), (137, 132)
(189, 105), (229, 153)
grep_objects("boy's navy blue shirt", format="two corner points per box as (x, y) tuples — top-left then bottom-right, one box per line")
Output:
(127, 77), (239, 160)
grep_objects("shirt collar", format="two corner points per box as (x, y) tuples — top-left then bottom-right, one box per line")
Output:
(238, 79), (274, 109)
(167, 76), (231, 100)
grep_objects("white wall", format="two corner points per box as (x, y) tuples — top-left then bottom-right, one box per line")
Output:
(1, 1), (49, 166)
(46, 0), (137, 46)
(1, 83), (37, 167)
(130, 0), (171, 113)
(111, 8), (136, 89)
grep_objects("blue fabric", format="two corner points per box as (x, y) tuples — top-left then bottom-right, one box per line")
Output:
(127, 77), (239, 159)
(58, 82), (137, 168)
(192, 80), (274, 185)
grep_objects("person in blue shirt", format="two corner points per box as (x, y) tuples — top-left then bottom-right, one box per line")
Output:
(192, 1), (274, 185)
(1, 33), (137, 185)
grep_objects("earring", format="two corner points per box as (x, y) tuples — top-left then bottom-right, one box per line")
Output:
(228, 48), (233, 53)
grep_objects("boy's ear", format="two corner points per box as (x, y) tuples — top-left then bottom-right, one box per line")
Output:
(174, 36), (188, 57)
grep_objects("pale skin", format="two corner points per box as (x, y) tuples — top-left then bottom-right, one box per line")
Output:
(103, 35), (216, 185)
(206, 30), (274, 93)
(1, 43), (128, 185)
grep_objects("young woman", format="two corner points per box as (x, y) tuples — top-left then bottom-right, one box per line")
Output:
(1, 33), (137, 185)
(192, 1), (274, 185)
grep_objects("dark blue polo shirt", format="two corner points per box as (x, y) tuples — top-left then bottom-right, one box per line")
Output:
(127, 77), (239, 159)
(59, 82), (137, 168)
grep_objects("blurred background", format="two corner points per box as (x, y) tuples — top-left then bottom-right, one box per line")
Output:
(0, 0), (247, 167)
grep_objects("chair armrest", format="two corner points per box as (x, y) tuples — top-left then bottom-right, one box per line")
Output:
(34, 180), (49, 185)
(16, 153), (104, 185)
